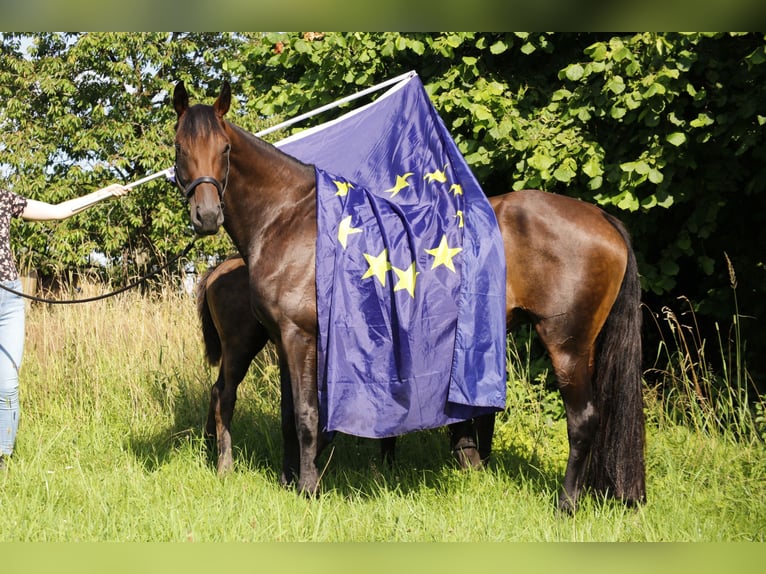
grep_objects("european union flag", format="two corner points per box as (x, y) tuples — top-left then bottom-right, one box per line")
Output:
(278, 73), (506, 438)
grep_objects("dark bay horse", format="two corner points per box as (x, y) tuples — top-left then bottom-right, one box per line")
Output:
(173, 81), (645, 512)
(197, 256), (396, 473)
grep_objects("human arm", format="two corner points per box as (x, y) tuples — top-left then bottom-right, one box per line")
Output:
(20, 183), (129, 221)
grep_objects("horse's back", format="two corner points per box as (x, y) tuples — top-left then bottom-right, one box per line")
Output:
(491, 189), (629, 334)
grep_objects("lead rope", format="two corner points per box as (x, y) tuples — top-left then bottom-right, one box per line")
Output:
(0, 237), (197, 305)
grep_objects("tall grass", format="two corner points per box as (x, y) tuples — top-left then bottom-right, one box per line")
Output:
(645, 255), (766, 444)
(0, 280), (763, 541)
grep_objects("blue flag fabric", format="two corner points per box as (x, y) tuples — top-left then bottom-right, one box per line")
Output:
(277, 73), (506, 438)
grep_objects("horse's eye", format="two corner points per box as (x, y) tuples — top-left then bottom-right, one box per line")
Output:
(223, 144), (231, 155)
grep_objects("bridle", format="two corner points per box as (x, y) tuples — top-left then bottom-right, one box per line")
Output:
(174, 144), (231, 206)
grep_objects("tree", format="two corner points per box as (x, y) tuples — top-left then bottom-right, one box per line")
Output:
(229, 32), (766, 379)
(0, 32), (245, 281)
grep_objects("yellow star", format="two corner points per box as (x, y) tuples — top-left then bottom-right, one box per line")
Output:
(425, 235), (462, 273)
(337, 215), (362, 249)
(361, 249), (391, 287)
(455, 210), (464, 228)
(383, 173), (413, 197)
(424, 166), (448, 183)
(449, 183), (463, 196)
(334, 180), (354, 197)
(392, 261), (420, 298)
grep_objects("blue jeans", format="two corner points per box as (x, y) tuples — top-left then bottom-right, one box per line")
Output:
(0, 279), (24, 456)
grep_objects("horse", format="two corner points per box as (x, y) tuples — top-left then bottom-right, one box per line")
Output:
(197, 255), (398, 474)
(196, 256), (269, 472)
(173, 80), (645, 512)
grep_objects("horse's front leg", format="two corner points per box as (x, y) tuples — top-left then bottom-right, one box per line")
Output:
(475, 413), (495, 464)
(380, 437), (397, 466)
(447, 414), (495, 469)
(448, 420), (482, 469)
(280, 330), (321, 496)
(278, 355), (300, 488)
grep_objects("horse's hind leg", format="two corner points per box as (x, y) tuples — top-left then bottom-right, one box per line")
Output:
(206, 373), (230, 466)
(547, 345), (598, 513)
(213, 381), (238, 474)
(205, 374), (224, 445)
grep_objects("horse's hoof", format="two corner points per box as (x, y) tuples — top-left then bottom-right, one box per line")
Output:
(280, 472), (296, 489)
(299, 489), (319, 499)
(556, 493), (577, 515)
(298, 484), (320, 498)
(452, 445), (482, 470)
(297, 476), (320, 498)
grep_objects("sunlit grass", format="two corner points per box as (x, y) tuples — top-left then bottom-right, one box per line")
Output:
(1, 281), (763, 541)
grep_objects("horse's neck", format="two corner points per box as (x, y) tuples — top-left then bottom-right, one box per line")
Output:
(222, 123), (316, 252)
(228, 122), (315, 191)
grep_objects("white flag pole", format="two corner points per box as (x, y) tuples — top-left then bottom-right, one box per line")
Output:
(124, 167), (175, 190)
(109, 71), (416, 197)
(254, 70), (416, 138)
(68, 168), (175, 213)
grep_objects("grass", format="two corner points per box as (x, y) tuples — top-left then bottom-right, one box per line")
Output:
(1, 283), (764, 542)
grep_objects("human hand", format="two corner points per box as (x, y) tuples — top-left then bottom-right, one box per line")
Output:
(101, 183), (130, 197)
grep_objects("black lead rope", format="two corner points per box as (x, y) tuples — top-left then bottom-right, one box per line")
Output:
(0, 237), (198, 305)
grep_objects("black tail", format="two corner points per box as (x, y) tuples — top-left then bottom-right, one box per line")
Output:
(586, 215), (646, 505)
(196, 267), (222, 366)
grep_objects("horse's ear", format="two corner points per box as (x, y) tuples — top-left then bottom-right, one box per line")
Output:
(173, 81), (189, 118)
(214, 81), (231, 118)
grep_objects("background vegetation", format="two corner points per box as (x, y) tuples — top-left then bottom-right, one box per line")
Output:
(0, 286), (763, 541)
(1, 32), (764, 385)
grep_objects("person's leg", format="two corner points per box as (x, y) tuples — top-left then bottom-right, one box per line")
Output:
(0, 280), (25, 461)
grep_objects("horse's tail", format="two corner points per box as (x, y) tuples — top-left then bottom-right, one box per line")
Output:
(196, 267), (222, 366)
(586, 215), (646, 505)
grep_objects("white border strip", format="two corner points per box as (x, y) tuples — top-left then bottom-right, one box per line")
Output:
(261, 70), (416, 141)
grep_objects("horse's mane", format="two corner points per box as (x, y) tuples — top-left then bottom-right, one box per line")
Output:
(225, 117), (315, 173)
(178, 103), (221, 138)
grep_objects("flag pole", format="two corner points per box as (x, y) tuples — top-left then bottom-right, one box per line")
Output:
(68, 168), (175, 213)
(254, 70), (416, 138)
(123, 167), (175, 190)
(114, 71), (417, 194)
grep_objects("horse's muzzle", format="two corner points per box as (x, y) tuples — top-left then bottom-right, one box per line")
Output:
(191, 202), (224, 235)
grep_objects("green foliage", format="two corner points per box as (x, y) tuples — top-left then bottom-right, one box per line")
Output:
(645, 264), (766, 443)
(0, 32), (241, 279)
(2, 32), (765, 380)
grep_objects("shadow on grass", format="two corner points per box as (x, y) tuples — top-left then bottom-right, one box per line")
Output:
(125, 367), (561, 503)
(321, 428), (563, 502)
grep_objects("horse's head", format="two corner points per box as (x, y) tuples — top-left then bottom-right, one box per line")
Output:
(172, 81), (231, 235)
